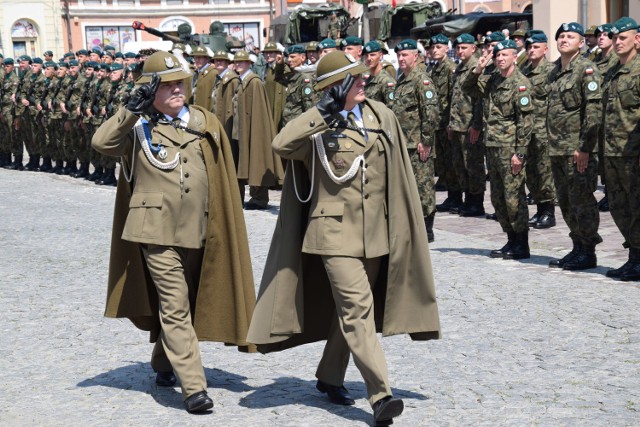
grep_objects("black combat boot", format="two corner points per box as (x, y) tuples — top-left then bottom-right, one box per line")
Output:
(526, 192), (535, 205)
(0, 153), (9, 167)
(7, 154), (24, 170)
(66, 161), (78, 176)
(74, 161), (90, 178)
(25, 155), (40, 171)
(434, 177), (447, 192)
(39, 157), (52, 172)
(424, 213), (435, 243)
(606, 248), (640, 279)
(52, 160), (64, 174)
(562, 244), (597, 271)
(86, 165), (103, 181)
(549, 241), (581, 268)
(459, 193), (485, 217)
(437, 191), (462, 213)
(528, 203), (542, 227)
(503, 230), (530, 260)
(490, 231), (515, 258)
(534, 202), (556, 229)
(97, 168), (117, 186)
(448, 191), (465, 214)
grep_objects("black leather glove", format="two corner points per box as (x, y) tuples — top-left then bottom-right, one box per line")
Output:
(317, 73), (355, 123)
(127, 73), (160, 115)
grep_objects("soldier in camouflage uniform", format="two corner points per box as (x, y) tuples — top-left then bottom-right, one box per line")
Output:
(83, 62), (108, 183)
(390, 39), (439, 242)
(428, 33), (457, 191)
(23, 58), (46, 171)
(547, 22), (603, 271)
(10, 55), (33, 170)
(593, 23), (619, 212)
(280, 45), (315, 129)
(46, 62), (68, 174)
(1, 58), (18, 167)
(521, 32), (557, 229)
(363, 40), (395, 106)
(600, 18), (640, 280)
(70, 61), (96, 178)
(463, 40), (534, 259)
(37, 61), (58, 172)
(56, 59), (80, 175)
(442, 34), (485, 216)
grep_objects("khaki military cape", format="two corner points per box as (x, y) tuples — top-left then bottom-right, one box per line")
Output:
(103, 105), (256, 351)
(214, 70), (239, 143)
(247, 101), (441, 352)
(193, 65), (218, 111)
(236, 72), (284, 187)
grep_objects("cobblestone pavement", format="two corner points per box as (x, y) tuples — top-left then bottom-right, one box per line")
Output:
(0, 169), (638, 426)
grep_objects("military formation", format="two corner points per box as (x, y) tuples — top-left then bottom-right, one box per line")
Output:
(2, 16), (640, 281)
(0, 47), (138, 185)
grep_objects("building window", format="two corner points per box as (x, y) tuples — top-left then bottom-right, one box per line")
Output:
(224, 22), (260, 51)
(208, 0), (230, 3)
(85, 26), (137, 52)
(82, 0), (104, 6)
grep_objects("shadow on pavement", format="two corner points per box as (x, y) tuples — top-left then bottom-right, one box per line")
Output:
(239, 376), (427, 425)
(77, 362), (254, 410)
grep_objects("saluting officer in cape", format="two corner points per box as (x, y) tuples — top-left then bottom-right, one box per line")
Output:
(92, 51), (256, 414)
(247, 51), (441, 426)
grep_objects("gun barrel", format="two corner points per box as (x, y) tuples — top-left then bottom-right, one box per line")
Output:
(132, 21), (181, 43)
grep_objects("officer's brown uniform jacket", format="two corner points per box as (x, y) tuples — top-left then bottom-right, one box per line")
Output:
(247, 99), (441, 352)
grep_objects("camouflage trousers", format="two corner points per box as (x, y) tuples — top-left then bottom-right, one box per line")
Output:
(434, 128), (449, 183)
(450, 130), (486, 196)
(27, 112), (44, 157)
(62, 119), (81, 163)
(12, 114), (30, 155)
(408, 148), (435, 217)
(0, 112), (13, 155)
(486, 147), (528, 233)
(604, 157), (640, 249)
(48, 118), (65, 161)
(525, 132), (556, 204)
(550, 155), (602, 246)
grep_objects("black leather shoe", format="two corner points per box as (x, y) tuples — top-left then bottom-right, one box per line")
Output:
(373, 396), (404, 423)
(155, 370), (177, 387)
(485, 212), (498, 221)
(184, 391), (213, 413)
(598, 195), (609, 212)
(316, 380), (355, 406)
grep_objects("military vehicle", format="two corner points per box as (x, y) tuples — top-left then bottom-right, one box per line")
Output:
(267, 5), (354, 45)
(410, 11), (533, 41)
(132, 21), (245, 52)
(376, 3), (446, 48)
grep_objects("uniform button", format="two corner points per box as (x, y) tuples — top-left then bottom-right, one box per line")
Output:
(321, 208), (325, 214)
(183, 158), (188, 163)
(142, 200), (146, 205)
(364, 194), (369, 199)
(185, 188), (190, 193)
(185, 172), (190, 178)
(364, 179), (369, 184)
(310, 121), (315, 127)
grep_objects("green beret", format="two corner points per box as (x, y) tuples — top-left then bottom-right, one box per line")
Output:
(493, 39), (518, 54)
(58, 61), (69, 68)
(76, 49), (89, 56)
(91, 47), (103, 55)
(109, 63), (124, 71)
(115, 52), (124, 59)
(486, 32), (506, 43)
(98, 63), (110, 71)
(85, 61), (99, 69)
(364, 40), (383, 53)
(318, 38), (337, 50)
(526, 32), (548, 46)
(287, 44), (305, 54)
(68, 59), (79, 67)
(18, 55), (32, 63)
(0, 53), (3, 59)
(430, 33), (450, 45)
(555, 22), (584, 40)
(2, 58), (14, 65)
(609, 17), (638, 38)
(44, 61), (58, 69)
(453, 33), (476, 46)
(124, 52), (137, 59)
(43, 50), (54, 57)
(595, 23), (613, 36)
(104, 45), (116, 51)
(341, 36), (363, 48)
(394, 39), (417, 52)
(32, 57), (43, 65)
(63, 52), (75, 59)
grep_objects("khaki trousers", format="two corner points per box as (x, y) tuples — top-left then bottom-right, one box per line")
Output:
(315, 256), (392, 406)
(142, 244), (206, 399)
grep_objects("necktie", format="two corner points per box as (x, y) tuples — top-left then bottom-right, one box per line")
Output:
(347, 111), (358, 128)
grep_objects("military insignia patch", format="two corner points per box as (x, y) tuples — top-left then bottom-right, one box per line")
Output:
(423, 80), (430, 85)
(304, 78), (310, 83)
(518, 86), (527, 92)
(520, 97), (530, 106)
(304, 87), (312, 95)
(585, 67), (594, 75)
(389, 92), (395, 100)
(587, 81), (598, 91)
(344, 142), (352, 149)
(425, 91), (434, 99)
(387, 82), (395, 87)
(165, 57), (175, 68)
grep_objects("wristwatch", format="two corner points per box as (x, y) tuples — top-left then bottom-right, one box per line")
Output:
(515, 153), (526, 160)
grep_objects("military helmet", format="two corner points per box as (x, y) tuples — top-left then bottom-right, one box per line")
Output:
(137, 51), (191, 84)
(314, 50), (368, 91)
